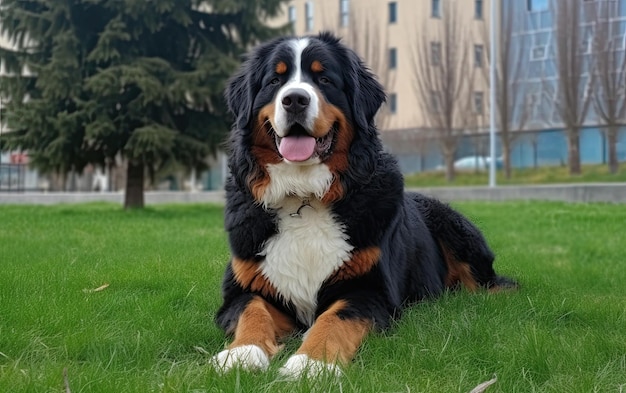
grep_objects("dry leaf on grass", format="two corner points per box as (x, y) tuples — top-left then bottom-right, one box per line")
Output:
(469, 376), (497, 393)
(194, 346), (211, 355)
(82, 283), (110, 293)
(63, 367), (71, 393)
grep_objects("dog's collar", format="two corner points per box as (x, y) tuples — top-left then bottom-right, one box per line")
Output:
(290, 198), (313, 218)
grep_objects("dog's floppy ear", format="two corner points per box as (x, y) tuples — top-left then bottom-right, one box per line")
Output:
(346, 50), (386, 131)
(224, 60), (254, 130)
(225, 38), (285, 130)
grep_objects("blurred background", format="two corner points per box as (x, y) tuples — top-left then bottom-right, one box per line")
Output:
(1, 0), (625, 206)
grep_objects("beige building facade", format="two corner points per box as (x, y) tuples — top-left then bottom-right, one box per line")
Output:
(274, 0), (494, 133)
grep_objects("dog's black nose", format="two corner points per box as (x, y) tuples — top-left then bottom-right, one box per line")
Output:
(281, 89), (310, 114)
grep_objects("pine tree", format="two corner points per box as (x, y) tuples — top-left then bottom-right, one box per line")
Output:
(0, 0), (289, 208)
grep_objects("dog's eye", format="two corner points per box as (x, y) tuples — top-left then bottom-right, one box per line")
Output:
(318, 76), (331, 85)
(270, 78), (280, 85)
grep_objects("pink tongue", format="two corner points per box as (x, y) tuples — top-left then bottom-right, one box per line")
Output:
(278, 135), (316, 162)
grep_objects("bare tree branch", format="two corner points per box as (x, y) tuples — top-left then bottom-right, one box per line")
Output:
(551, 0), (594, 175)
(478, 3), (531, 179)
(589, 0), (626, 174)
(410, 1), (475, 182)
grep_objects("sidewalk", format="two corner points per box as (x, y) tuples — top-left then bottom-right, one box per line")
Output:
(0, 184), (624, 205)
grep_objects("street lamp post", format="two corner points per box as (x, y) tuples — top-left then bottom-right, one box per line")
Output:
(489, 0), (498, 187)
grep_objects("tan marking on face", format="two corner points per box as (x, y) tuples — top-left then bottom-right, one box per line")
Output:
(315, 95), (352, 204)
(295, 300), (372, 364)
(311, 60), (324, 73)
(276, 61), (288, 75)
(228, 296), (296, 357)
(247, 103), (282, 201)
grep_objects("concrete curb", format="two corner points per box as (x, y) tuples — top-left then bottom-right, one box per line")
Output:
(410, 183), (626, 204)
(0, 191), (226, 205)
(0, 184), (624, 205)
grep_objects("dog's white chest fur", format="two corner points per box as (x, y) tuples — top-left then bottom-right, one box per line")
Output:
(258, 163), (353, 326)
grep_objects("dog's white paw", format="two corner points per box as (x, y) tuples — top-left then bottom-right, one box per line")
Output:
(210, 345), (269, 373)
(278, 354), (342, 379)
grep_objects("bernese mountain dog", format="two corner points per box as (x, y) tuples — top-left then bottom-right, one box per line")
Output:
(212, 32), (516, 378)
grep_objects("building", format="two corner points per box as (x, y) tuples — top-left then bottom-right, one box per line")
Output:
(505, 0), (626, 167)
(281, 0), (492, 132)
(276, 0), (626, 172)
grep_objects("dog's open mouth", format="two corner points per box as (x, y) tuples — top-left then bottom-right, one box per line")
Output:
(274, 123), (336, 162)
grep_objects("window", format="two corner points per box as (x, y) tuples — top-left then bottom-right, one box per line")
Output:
(475, 0), (483, 19)
(530, 45), (547, 60)
(288, 5), (296, 32)
(430, 91), (441, 113)
(610, 33), (626, 51)
(305, 2), (314, 32)
(473, 91), (484, 114)
(389, 48), (397, 69)
(431, 41), (441, 66)
(474, 44), (484, 67)
(527, 0), (549, 12)
(340, 0), (350, 27)
(432, 0), (441, 18)
(580, 26), (593, 54)
(389, 93), (397, 114)
(388, 2), (397, 24)
(525, 91), (542, 122)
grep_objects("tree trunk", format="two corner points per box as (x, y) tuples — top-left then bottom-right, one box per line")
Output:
(445, 152), (455, 182)
(567, 128), (581, 175)
(502, 138), (512, 180)
(607, 125), (619, 174)
(124, 159), (145, 209)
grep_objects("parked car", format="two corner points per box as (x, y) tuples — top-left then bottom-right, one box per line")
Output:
(436, 156), (503, 171)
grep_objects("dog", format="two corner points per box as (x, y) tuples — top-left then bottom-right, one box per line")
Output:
(212, 32), (516, 378)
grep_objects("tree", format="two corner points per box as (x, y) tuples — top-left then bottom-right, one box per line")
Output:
(0, 0), (288, 208)
(479, 1), (531, 179)
(411, 1), (475, 182)
(549, 0), (594, 175)
(589, 1), (626, 174)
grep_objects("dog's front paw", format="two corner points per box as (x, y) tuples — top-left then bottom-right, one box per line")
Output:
(211, 345), (270, 373)
(278, 354), (342, 379)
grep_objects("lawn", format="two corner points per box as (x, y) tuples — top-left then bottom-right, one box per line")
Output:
(404, 162), (626, 187)
(0, 202), (624, 392)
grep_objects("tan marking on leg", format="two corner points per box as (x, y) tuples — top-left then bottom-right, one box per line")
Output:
(442, 244), (479, 292)
(229, 296), (295, 358)
(296, 300), (372, 364)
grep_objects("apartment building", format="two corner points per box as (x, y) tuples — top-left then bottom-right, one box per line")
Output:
(505, 0), (626, 166)
(277, 0), (493, 133)
(278, 0), (626, 170)
(511, 0), (626, 126)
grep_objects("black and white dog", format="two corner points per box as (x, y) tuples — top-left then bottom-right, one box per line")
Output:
(212, 32), (516, 378)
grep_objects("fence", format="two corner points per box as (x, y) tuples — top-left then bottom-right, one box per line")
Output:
(0, 163), (26, 192)
(383, 126), (626, 174)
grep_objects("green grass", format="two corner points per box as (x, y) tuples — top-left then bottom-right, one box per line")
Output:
(1, 202), (625, 392)
(404, 162), (626, 187)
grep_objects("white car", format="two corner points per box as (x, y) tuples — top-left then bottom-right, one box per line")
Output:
(454, 156), (490, 170)
(435, 156), (501, 171)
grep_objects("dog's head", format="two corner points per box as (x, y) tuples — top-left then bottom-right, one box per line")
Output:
(225, 32), (385, 204)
